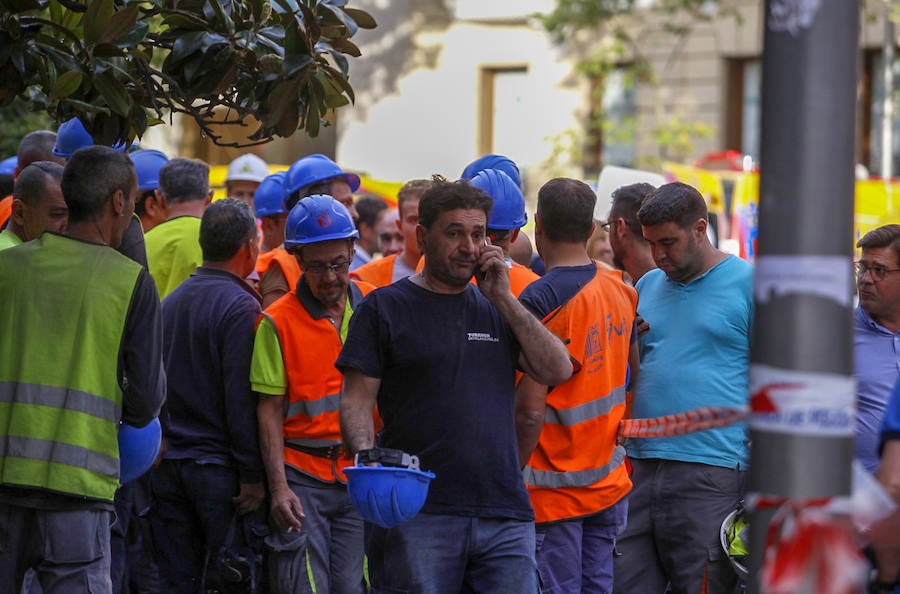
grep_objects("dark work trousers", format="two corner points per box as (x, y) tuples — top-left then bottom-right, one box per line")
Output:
(0, 503), (113, 593)
(148, 459), (239, 594)
(613, 458), (745, 594)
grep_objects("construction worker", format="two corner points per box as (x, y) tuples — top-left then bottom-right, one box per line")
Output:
(225, 153), (269, 206)
(284, 153), (360, 218)
(461, 153), (522, 188)
(0, 130), (65, 228)
(614, 182), (753, 594)
(469, 168), (539, 297)
(255, 171), (302, 308)
(0, 162), (66, 251)
(350, 179), (431, 287)
(377, 208), (403, 257)
(145, 158), (212, 299)
(131, 149), (170, 233)
(251, 195), (375, 593)
(0, 146), (165, 593)
(351, 195), (388, 270)
(338, 178), (572, 594)
(149, 198), (265, 593)
(605, 182), (657, 284)
(516, 178), (639, 592)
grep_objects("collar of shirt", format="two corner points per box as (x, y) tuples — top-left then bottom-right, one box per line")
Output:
(296, 274), (366, 321)
(193, 266), (262, 305)
(856, 306), (900, 336)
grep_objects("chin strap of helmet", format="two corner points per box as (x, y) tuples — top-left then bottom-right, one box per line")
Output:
(354, 447), (421, 471)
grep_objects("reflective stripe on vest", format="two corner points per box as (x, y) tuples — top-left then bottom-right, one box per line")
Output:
(544, 385), (626, 426)
(0, 234), (139, 502)
(0, 435), (119, 477)
(0, 382), (121, 421)
(524, 445), (627, 489)
(284, 392), (341, 419)
(525, 263), (637, 523)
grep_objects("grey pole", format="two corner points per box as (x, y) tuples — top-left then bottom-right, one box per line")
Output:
(749, 2), (859, 592)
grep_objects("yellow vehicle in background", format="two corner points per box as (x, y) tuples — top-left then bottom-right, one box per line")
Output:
(663, 151), (900, 261)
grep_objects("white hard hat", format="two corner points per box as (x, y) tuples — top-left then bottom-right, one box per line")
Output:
(226, 154), (268, 183)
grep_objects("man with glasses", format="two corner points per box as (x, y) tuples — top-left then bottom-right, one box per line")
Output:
(605, 182), (657, 284)
(854, 224), (900, 475)
(251, 195), (375, 593)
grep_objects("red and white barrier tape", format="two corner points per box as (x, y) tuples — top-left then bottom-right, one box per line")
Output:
(617, 406), (748, 444)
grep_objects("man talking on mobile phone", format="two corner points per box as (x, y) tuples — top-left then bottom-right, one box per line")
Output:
(338, 176), (573, 594)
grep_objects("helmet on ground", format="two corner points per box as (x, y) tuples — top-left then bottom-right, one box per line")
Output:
(470, 168), (527, 230)
(0, 156), (16, 175)
(131, 149), (169, 191)
(284, 154), (360, 197)
(119, 417), (162, 484)
(253, 171), (288, 218)
(283, 194), (358, 250)
(461, 154), (521, 188)
(344, 448), (435, 529)
(53, 117), (127, 158)
(720, 508), (749, 581)
(226, 153), (268, 184)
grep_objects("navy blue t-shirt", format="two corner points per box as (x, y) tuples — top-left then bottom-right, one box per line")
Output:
(519, 262), (598, 319)
(336, 278), (534, 521)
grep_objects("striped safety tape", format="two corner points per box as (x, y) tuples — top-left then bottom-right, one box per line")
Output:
(617, 406), (749, 444)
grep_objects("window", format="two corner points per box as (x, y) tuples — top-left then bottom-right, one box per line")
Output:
(724, 57), (761, 161)
(479, 67), (529, 158)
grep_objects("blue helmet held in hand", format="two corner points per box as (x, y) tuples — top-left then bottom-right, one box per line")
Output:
(344, 448), (435, 529)
(119, 417), (162, 484)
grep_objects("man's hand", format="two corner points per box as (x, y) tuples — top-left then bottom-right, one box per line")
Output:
(635, 315), (650, 338)
(233, 482), (265, 515)
(476, 239), (511, 302)
(270, 485), (305, 532)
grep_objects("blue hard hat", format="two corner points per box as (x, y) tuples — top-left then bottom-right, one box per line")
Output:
(0, 156), (17, 175)
(285, 154), (360, 197)
(461, 154), (521, 188)
(284, 194), (359, 250)
(118, 417), (162, 484)
(253, 171), (288, 217)
(130, 149), (169, 191)
(471, 168), (527, 230)
(344, 450), (435, 529)
(53, 117), (127, 158)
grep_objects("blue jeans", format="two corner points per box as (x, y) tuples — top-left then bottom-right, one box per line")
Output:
(366, 512), (539, 594)
(148, 459), (239, 594)
(535, 498), (627, 594)
(0, 504), (112, 593)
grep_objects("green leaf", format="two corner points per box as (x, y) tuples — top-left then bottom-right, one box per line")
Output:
(274, 100), (299, 136)
(99, 4), (139, 45)
(92, 70), (131, 116)
(329, 37), (360, 57)
(0, 0), (44, 12)
(51, 70), (82, 99)
(343, 8), (376, 29)
(320, 4), (356, 37)
(85, 0), (115, 45)
(92, 43), (126, 57)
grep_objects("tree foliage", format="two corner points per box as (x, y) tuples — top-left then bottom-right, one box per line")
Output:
(0, 0), (376, 147)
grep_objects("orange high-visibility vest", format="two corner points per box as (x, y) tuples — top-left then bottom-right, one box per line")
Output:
(350, 253), (397, 288)
(0, 195), (11, 229)
(524, 263), (637, 524)
(256, 247), (301, 291)
(262, 279), (375, 483)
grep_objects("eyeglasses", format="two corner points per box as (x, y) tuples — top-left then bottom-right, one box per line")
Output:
(303, 259), (351, 276)
(487, 229), (511, 243)
(600, 219), (618, 233)
(854, 261), (900, 282)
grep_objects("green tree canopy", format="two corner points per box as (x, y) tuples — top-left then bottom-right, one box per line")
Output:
(0, 0), (376, 147)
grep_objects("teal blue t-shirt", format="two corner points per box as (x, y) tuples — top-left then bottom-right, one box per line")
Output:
(627, 255), (754, 469)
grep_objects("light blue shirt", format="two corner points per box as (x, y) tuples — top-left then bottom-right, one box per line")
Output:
(855, 307), (900, 474)
(627, 256), (754, 469)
